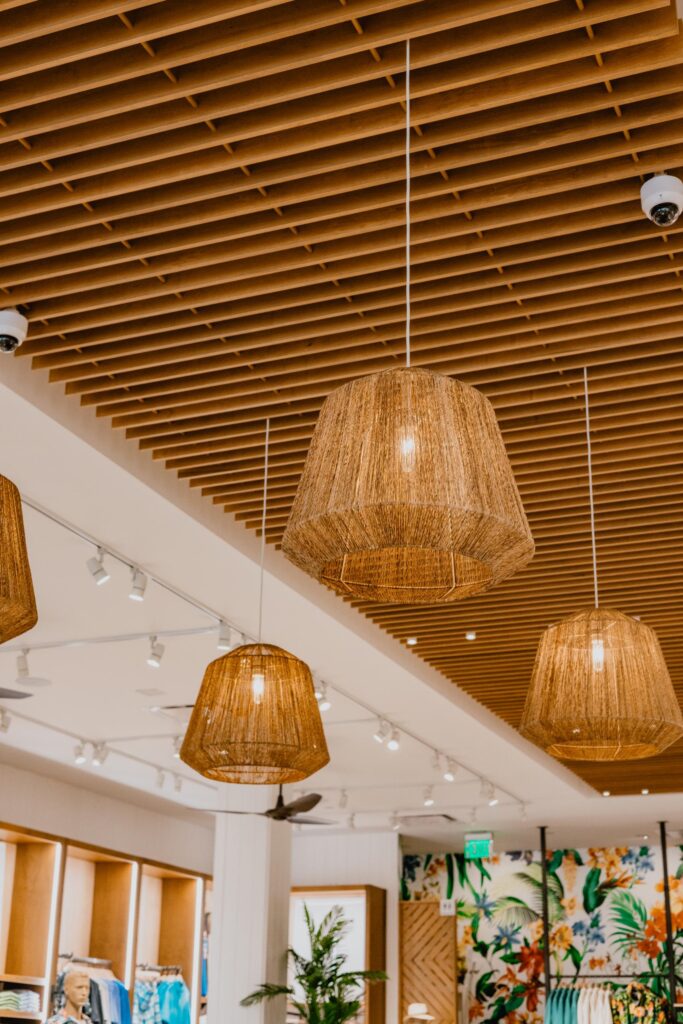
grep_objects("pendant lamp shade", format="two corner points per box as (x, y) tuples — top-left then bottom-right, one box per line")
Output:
(282, 367), (534, 603)
(520, 608), (683, 761)
(0, 475), (37, 643)
(180, 642), (330, 784)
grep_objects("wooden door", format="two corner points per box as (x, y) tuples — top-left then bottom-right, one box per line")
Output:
(399, 902), (457, 1024)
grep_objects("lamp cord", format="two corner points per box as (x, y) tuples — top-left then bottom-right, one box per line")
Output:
(405, 37), (411, 369)
(257, 417), (270, 642)
(583, 367), (599, 608)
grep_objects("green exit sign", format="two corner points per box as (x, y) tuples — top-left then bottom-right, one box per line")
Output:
(464, 832), (493, 860)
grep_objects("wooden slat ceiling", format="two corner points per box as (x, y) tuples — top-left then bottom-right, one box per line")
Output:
(8, 0), (683, 795)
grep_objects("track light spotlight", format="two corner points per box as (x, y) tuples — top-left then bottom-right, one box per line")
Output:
(74, 742), (88, 765)
(129, 567), (147, 602)
(156, 769), (165, 789)
(339, 789), (348, 810)
(92, 743), (108, 767)
(443, 760), (456, 783)
(520, 804), (528, 821)
(347, 813), (356, 830)
(487, 786), (499, 808)
(174, 775), (182, 793)
(317, 683), (331, 713)
(15, 649), (50, 688)
(146, 636), (164, 669)
(423, 787), (435, 808)
(387, 728), (400, 752)
(373, 720), (390, 744)
(86, 547), (110, 586)
(217, 622), (241, 652)
(390, 813), (401, 832)
(0, 709), (11, 733)
(432, 750), (441, 772)
(173, 736), (182, 759)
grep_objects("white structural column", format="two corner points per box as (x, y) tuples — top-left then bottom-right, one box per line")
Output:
(208, 785), (292, 1024)
(291, 830), (401, 1023)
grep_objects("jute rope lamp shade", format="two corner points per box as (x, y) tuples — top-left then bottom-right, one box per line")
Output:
(520, 368), (683, 761)
(0, 475), (37, 643)
(282, 43), (534, 604)
(181, 421), (329, 784)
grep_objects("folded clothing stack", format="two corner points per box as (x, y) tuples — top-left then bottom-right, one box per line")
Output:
(0, 988), (41, 1013)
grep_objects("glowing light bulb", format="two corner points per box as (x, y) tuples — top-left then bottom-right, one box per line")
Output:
(591, 637), (605, 672)
(251, 671), (265, 705)
(399, 431), (416, 471)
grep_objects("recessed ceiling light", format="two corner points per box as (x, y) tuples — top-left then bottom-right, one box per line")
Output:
(641, 788), (650, 795)
(602, 790), (610, 797)
(642, 834), (649, 841)
(406, 637), (418, 646)
(465, 630), (477, 641)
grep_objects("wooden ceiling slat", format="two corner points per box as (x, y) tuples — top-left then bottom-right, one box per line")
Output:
(0, 19), (679, 233)
(0, 0), (293, 82)
(0, 0), (642, 153)
(10, 0), (683, 793)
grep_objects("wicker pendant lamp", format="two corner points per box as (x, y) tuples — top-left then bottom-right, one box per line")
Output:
(520, 369), (683, 761)
(0, 475), (37, 643)
(281, 43), (533, 604)
(181, 422), (329, 784)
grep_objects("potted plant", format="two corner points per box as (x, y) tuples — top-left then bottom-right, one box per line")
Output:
(241, 904), (387, 1023)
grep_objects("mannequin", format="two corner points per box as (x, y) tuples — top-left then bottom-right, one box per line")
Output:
(49, 970), (92, 1024)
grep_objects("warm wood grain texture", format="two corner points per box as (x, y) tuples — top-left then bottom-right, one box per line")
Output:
(10, 0), (683, 793)
(158, 878), (198, 989)
(89, 861), (134, 981)
(400, 901), (457, 1024)
(5, 843), (57, 977)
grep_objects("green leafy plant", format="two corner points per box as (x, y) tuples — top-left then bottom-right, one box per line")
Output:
(240, 904), (387, 1023)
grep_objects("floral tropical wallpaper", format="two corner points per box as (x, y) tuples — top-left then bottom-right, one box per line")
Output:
(402, 847), (683, 1024)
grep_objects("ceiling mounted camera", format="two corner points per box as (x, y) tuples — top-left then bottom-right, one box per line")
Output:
(0, 308), (28, 353)
(641, 173), (683, 227)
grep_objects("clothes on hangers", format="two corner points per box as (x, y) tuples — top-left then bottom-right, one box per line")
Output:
(611, 982), (669, 1024)
(157, 976), (190, 1024)
(53, 963), (130, 1024)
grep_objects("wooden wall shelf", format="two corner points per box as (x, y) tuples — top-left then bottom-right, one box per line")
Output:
(0, 822), (208, 1024)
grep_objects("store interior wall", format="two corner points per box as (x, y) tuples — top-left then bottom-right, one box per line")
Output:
(291, 830), (401, 1022)
(0, 758), (214, 875)
(401, 844), (683, 1022)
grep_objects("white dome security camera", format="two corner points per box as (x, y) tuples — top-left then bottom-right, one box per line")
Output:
(641, 173), (683, 227)
(0, 308), (28, 353)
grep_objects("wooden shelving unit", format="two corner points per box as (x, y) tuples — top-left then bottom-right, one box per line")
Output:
(0, 822), (208, 1024)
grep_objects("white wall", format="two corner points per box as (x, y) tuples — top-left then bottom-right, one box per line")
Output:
(292, 831), (401, 1024)
(0, 760), (214, 874)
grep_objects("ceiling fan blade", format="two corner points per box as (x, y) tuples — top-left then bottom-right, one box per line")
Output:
(282, 793), (322, 815)
(0, 687), (31, 699)
(196, 809), (265, 817)
(288, 815), (335, 826)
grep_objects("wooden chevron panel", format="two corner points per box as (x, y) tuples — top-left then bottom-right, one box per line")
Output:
(400, 902), (457, 1024)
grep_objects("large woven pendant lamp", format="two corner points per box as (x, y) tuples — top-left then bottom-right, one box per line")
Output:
(181, 421), (329, 784)
(520, 369), (683, 761)
(0, 475), (37, 643)
(282, 42), (533, 604)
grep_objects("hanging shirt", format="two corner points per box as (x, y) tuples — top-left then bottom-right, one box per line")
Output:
(157, 979), (191, 1024)
(133, 982), (162, 1024)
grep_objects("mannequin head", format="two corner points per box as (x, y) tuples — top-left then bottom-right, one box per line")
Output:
(63, 971), (90, 1019)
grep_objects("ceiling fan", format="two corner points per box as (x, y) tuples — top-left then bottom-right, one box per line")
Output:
(201, 786), (334, 826)
(0, 687), (30, 700)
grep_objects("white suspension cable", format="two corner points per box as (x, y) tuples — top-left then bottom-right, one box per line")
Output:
(405, 37), (411, 368)
(583, 366), (599, 608)
(257, 417), (270, 641)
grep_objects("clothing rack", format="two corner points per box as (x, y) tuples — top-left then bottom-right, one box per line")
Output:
(135, 964), (182, 974)
(537, 822), (678, 1012)
(58, 954), (113, 968)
